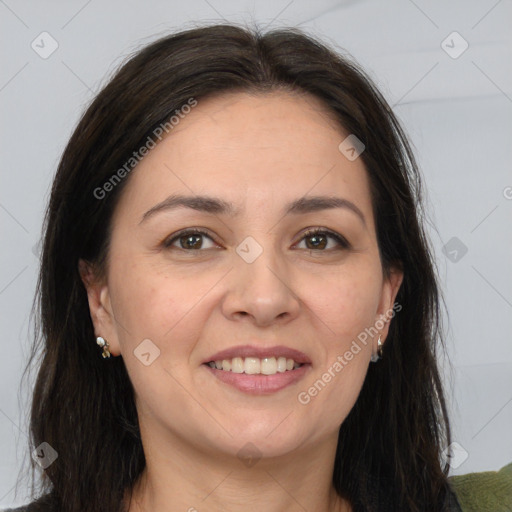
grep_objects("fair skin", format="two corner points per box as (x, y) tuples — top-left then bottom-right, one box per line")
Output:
(80, 91), (403, 512)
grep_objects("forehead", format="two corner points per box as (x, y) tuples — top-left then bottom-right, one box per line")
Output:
(166, 91), (347, 160)
(114, 91), (374, 228)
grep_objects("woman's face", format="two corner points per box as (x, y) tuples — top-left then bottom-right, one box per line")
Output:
(83, 91), (402, 460)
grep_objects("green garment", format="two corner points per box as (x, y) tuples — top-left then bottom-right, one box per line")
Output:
(449, 462), (512, 512)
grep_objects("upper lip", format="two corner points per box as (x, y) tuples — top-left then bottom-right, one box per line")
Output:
(203, 344), (312, 365)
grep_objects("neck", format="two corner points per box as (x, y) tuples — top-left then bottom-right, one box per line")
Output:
(123, 422), (351, 512)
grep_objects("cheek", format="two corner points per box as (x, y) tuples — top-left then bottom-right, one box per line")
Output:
(108, 261), (207, 410)
(305, 264), (381, 344)
(109, 256), (229, 373)
(294, 266), (380, 426)
(108, 257), (197, 352)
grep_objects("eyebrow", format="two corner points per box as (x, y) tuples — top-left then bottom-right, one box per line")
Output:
(139, 194), (366, 227)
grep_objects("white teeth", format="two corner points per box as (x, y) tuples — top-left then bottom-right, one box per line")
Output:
(261, 357), (277, 375)
(231, 357), (244, 373)
(276, 357), (287, 373)
(244, 357), (260, 374)
(206, 356), (303, 375)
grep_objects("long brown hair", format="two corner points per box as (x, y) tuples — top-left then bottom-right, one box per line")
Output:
(18, 22), (454, 512)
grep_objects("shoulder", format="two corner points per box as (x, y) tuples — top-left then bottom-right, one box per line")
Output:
(448, 461), (512, 511)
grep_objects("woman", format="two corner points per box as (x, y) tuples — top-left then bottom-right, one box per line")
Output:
(9, 23), (463, 511)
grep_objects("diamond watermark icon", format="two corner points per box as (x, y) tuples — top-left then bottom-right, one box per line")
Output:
(31, 31), (59, 59)
(441, 32), (469, 59)
(442, 237), (468, 263)
(441, 441), (469, 469)
(134, 338), (161, 366)
(237, 442), (262, 468)
(236, 236), (263, 264)
(32, 442), (58, 469)
(338, 134), (365, 161)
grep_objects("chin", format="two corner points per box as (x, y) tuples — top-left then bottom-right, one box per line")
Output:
(218, 422), (309, 457)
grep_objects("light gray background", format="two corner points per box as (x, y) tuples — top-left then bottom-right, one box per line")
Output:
(1, 0), (511, 507)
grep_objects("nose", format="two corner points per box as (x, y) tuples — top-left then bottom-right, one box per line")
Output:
(221, 246), (301, 327)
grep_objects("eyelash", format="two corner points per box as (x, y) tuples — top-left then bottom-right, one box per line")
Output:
(163, 228), (350, 252)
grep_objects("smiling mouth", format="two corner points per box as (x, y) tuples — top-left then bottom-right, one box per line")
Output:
(204, 356), (303, 375)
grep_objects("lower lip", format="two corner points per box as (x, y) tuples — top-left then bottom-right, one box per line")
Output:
(203, 364), (311, 395)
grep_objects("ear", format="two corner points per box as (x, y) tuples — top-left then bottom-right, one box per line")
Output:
(78, 259), (121, 357)
(374, 265), (404, 348)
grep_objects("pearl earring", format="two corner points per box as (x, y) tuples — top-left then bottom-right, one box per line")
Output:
(370, 335), (383, 363)
(96, 336), (111, 358)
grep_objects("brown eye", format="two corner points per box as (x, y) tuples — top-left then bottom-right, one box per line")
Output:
(305, 232), (328, 250)
(179, 233), (203, 250)
(297, 229), (350, 251)
(164, 229), (217, 250)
